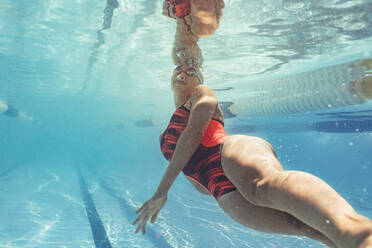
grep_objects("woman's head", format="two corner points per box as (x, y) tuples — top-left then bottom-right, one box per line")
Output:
(171, 65), (203, 96)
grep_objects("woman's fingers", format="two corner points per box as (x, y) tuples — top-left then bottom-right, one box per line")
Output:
(132, 214), (141, 225)
(137, 212), (150, 234)
(134, 196), (166, 234)
(136, 201), (149, 213)
(162, 0), (176, 19)
(134, 223), (142, 233)
(133, 204), (154, 234)
(150, 209), (160, 224)
(133, 202), (149, 225)
(142, 220), (147, 234)
(134, 213), (147, 233)
(162, 0), (169, 16)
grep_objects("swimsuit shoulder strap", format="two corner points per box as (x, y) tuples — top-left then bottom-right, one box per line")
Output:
(181, 101), (192, 111)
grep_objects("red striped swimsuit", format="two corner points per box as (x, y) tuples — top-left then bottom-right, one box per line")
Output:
(160, 105), (237, 200)
(166, 0), (191, 18)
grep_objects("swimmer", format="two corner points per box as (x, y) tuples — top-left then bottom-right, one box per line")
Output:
(133, 5), (372, 248)
(0, 99), (20, 118)
(0, 99), (34, 122)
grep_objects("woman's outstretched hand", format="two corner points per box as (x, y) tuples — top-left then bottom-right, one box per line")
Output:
(133, 194), (168, 234)
(162, 0), (176, 19)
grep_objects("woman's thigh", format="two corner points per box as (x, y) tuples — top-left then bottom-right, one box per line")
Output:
(218, 190), (336, 247)
(218, 190), (302, 234)
(220, 135), (283, 205)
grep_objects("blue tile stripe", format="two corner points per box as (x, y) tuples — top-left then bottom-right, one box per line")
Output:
(77, 168), (112, 248)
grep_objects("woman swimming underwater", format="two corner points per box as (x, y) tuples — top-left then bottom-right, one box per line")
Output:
(134, 1), (372, 247)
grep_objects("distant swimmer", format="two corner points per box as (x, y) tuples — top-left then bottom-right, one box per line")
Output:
(135, 117), (154, 128)
(0, 99), (33, 121)
(134, 2), (372, 248)
(0, 99), (19, 118)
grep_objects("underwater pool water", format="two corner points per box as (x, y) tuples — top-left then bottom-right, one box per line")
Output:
(1, 0), (372, 247)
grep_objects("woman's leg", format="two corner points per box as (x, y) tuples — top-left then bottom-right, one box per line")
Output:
(184, 0), (224, 37)
(220, 135), (372, 248)
(218, 190), (336, 247)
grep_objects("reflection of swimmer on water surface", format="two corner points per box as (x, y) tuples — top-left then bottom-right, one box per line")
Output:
(0, 99), (34, 122)
(135, 116), (154, 128)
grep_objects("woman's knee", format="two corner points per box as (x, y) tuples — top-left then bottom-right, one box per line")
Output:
(186, 16), (219, 37)
(186, 0), (222, 37)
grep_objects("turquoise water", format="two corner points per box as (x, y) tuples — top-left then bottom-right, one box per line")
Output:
(1, 0), (372, 247)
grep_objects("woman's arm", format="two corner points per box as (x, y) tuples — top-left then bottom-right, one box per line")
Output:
(133, 86), (217, 234)
(161, 125), (209, 195)
(154, 85), (218, 197)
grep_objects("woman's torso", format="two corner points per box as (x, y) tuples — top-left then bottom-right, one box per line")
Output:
(160, 101), (237, 199)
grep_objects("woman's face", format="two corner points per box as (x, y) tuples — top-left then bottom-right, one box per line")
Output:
(171, 65), (201, 95)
